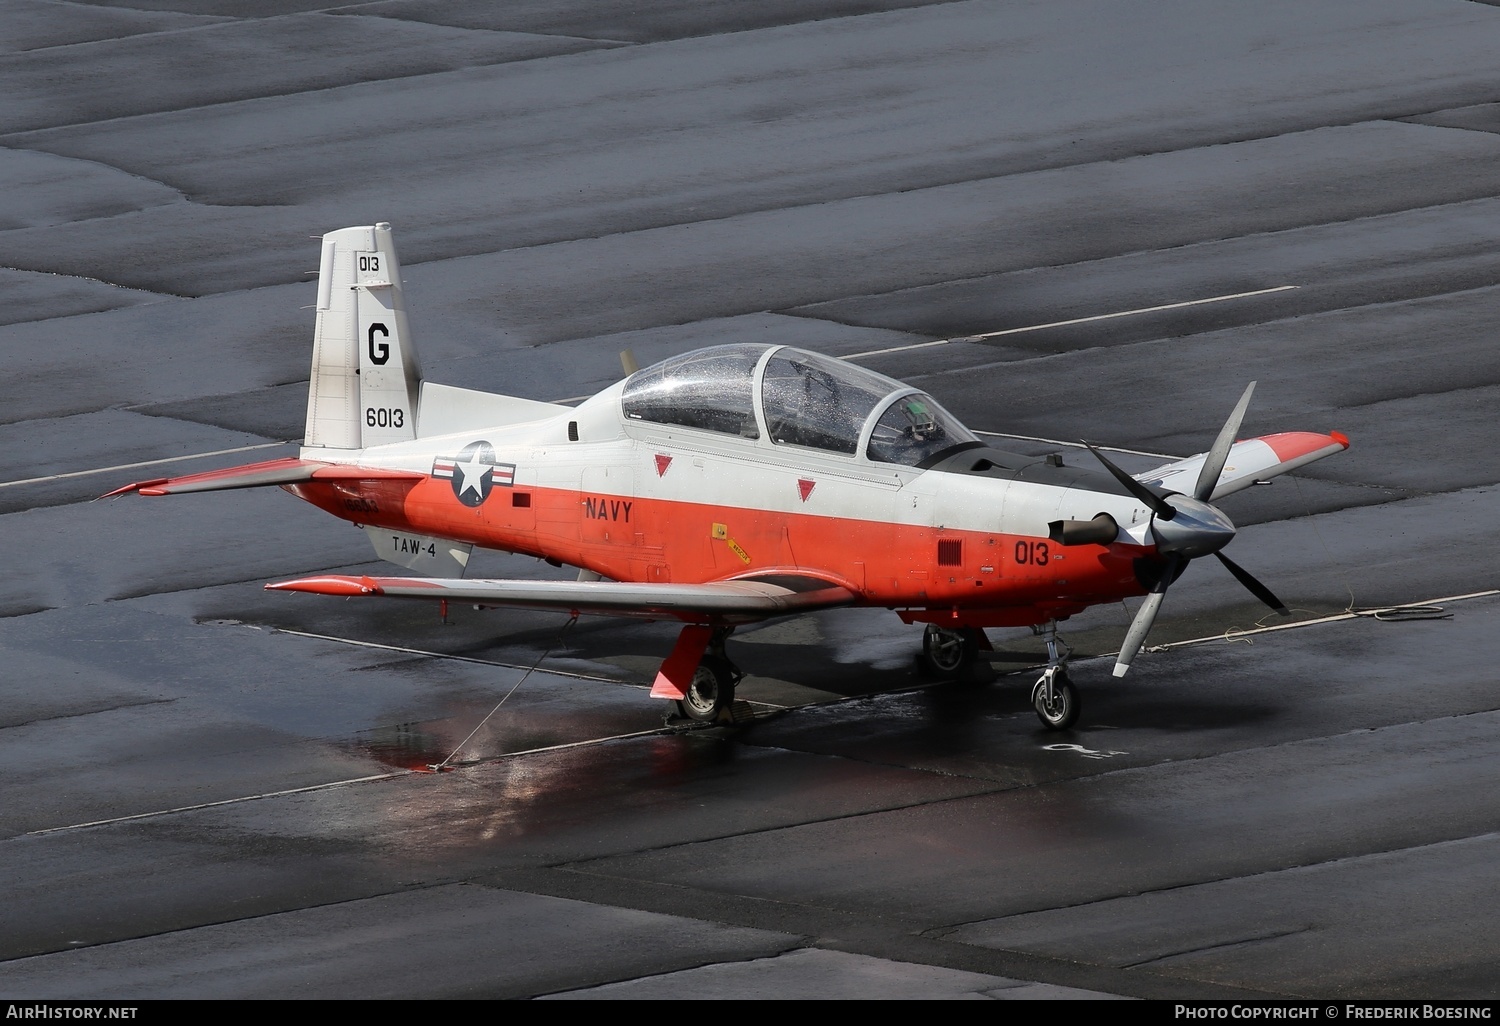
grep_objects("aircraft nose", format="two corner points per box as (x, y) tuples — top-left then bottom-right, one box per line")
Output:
(1151, 495), (1236, 559)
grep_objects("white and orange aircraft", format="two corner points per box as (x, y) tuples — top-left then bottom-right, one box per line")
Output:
(109, 223), (1349, 730)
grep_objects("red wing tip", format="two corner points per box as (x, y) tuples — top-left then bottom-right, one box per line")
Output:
(1262, 430), (1352, 461)
(100, 478), (168, 499)
(265, 575), (384, 596)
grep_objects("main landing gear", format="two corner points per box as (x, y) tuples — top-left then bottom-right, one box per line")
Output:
(675, 627), (744, 723)
(919, 625), (982, 677)
(1030, 621), (1080, 731)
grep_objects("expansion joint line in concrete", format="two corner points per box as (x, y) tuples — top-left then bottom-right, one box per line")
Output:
(1, 441), (292, 490)
(1138, 588), (1499, 657)
(270, 626), (652, 686)
(839, 286), (1300, 360)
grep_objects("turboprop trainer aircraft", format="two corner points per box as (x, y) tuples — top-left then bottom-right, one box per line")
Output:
(108, 223), (1349, 730)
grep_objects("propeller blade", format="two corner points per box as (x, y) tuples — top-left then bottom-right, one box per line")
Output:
(1193, 381), (1256, 502)
(1083, 441), (1177, 521)
(1114, 589), (1167, 678)
(1213, 551), (1289, 615)
(1114, 555), (1181, 677)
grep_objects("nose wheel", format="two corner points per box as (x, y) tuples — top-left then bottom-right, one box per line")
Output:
(1031, 666), (1080, 730)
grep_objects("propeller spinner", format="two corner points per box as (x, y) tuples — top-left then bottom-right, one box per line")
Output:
(1084, 382), (1288, 678)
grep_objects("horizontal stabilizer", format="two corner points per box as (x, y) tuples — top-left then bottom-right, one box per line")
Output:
(103, 457), (424, 498)
(417, 382), (566, 438)
(266, 573), (855, 624)
(1135, 431), (1349, 501)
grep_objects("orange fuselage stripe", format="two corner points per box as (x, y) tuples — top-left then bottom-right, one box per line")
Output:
(288, 476), (1151, 627)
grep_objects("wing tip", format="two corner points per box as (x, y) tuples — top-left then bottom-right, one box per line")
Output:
(98, 478), (169, 499)
(1260, 430), (1351, 462)
(266, 575), (384, 597)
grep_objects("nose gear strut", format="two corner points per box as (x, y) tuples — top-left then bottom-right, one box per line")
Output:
(1030, 621), (1080, 730)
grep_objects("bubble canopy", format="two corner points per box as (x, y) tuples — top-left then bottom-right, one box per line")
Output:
(621, 344), (977, 467)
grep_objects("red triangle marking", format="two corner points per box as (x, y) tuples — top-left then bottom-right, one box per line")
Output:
(797, 479), (815, 502)
(655, 454), (673, 477)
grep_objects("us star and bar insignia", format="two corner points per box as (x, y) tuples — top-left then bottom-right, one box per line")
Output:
(432, 440), (515, 507)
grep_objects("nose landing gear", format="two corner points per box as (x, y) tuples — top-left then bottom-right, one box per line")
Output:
(1031, 666), (1079, 730)
(1030, 621), (1079, 730)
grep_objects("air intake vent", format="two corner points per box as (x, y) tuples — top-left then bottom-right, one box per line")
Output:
(937, 539), (963, 566)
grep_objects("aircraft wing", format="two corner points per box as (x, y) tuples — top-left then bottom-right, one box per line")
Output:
(266, 573), (857, 624)
(102, 457), (425, 497)
(1135, 431), (1349, 501)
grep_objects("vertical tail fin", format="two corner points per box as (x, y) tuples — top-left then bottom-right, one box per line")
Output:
(304, 223), (422, 451)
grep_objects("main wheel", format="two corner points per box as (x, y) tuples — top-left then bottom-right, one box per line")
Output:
(920, 626), (977, 677)
(676, 656), (735, 722)
(1031, 672), (1080, 731)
